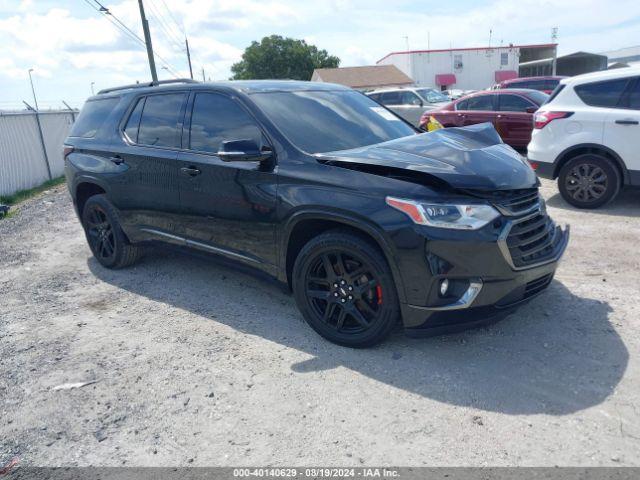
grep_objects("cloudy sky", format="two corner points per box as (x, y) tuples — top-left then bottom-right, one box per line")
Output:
(1, 0), (639, 109)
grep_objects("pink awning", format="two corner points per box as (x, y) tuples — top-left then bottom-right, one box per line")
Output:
(435, 74), (456, 86)
(495, 70), (518, 82)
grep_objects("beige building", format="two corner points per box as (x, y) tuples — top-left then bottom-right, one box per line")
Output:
(311, 65), (413, 91)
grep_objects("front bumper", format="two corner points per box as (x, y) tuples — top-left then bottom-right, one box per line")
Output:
(397, 221), (570, 334)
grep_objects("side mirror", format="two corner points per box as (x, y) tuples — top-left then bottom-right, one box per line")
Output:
(525, 106), (538, 114)
(217, 139), (273, 162)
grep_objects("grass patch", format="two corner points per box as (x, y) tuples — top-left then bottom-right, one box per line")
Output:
(0, 176), (66, 220)
(0, 176), (65, 206)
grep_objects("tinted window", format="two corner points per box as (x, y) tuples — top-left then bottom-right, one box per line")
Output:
(508, 79), (546, 91)
(575, 78), (629, 108)
(399, 91), (422, 106)
(367, 93), (381, 102)
(544, 79), (561, 91)
(498, 94), (534, 112)
(137, 93), (186, 147)
(526, 90), (550, 106)
(123, 97), (144, 143)
(465, 95), (494, 111)
(189, 93), (263, 153)
(251, 90), (415, 153)
(505, 81), (528, 89)
(380, 91), (401, 105)
(416, 88), (449, 103)
(69, 97), (119, 138)
(627, 79), (640, 109)
(456, 99), (468, 110)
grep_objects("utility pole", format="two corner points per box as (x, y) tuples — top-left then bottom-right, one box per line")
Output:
(137, 0), (158, 82)
(551, 27), (559, 76)
(185, 37), (194, 79)
(28, 68), (39, 111)
(91, 82), (95, 95)
(202, 67), (205, 82)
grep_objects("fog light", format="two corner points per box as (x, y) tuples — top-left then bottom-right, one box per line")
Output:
(439, 279), (449, 296)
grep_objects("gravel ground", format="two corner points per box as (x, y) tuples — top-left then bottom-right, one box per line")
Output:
(1, 179), (640, 467)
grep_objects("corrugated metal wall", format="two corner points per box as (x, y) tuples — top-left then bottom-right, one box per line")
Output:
(0, 111), (76, 197)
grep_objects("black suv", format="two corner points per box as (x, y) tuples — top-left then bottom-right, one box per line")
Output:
(64, 79), (569, 347)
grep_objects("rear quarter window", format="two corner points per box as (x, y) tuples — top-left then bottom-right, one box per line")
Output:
(69, 97), (119, 138)
(575, 78), (630, 108)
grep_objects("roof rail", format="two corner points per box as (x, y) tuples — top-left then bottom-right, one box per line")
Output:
(97, 78), (199, 95)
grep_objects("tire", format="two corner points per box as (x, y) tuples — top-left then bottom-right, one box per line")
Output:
(292, 230), (400, 348)
(81, 194), (141, 269)
(558, 154), (621, 209)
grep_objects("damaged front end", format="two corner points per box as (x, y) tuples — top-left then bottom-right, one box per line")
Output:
(315, 122), (537, 192)
(316, 123), (569, 333)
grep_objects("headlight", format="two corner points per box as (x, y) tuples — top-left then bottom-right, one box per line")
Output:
(386, 196), (500, 230)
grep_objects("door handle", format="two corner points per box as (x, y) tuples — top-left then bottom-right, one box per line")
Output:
(180, 166), (201, 177)
(615, 119), (639, 125)
(109, 155), (124, 165)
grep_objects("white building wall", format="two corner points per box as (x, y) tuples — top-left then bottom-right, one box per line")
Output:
(379, 47), (520, 90)
(0, 111), (75, 196)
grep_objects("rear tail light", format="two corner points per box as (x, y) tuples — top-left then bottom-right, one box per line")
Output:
(63, 145), (74, 159)
(533, 111), (573, 129)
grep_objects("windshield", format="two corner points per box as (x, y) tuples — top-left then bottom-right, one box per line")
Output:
(416, 88), (450, 103)
(526, 90), (550, 106)
(251, 90), (416, 154)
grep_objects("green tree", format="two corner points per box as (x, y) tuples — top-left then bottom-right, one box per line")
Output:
(231, 35), (340, 80)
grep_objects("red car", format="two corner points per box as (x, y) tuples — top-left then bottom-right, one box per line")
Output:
(420, 89), (549, 149)
(496, 76), (567, 94)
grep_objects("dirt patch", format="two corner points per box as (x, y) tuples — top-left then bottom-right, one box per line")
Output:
(1, 181), (639, 466)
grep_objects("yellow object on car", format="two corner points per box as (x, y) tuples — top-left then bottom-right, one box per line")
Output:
(425, 116), (444, 132)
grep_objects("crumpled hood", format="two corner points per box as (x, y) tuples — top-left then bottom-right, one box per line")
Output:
(316, 123), (538, 191)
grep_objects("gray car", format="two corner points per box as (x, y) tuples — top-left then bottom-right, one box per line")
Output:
(366, 87), (450, 126)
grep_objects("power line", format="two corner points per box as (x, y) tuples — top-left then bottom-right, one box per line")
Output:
(82, 0), (181, 78)
(158, 0), (186, 37)
(146, 0), (185, 51)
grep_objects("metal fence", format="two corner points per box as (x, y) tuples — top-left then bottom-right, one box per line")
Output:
(0, 110), (77, 197)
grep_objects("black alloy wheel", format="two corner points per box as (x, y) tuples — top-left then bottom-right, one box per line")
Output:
(306, 250), (383, 334)
(85, 204), (116, 262)
(293, 231), (399, 347)
(81, 194), (141, 269)
(558, 154), (620, 209)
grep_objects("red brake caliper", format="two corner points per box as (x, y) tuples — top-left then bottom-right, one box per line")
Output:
(376, 285), (383, 305)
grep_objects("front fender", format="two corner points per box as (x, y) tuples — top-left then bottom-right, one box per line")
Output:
(278, 207), (408, 304)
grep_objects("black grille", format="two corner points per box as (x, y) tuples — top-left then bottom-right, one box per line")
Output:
(492, 189), (540, 216)
(524, 273), (553, 299)
(462, 188), (540, 216)
(506, 213), (560, 268)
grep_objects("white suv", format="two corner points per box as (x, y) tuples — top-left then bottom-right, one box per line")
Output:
(528, 68), (640, 209)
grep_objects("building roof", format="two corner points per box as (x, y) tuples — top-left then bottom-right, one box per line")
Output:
(311, 65), (413, 89)
(600, 45), (640, 59)
(376, 43), (558, 64)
